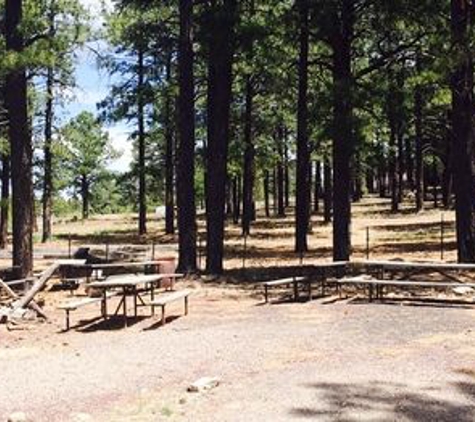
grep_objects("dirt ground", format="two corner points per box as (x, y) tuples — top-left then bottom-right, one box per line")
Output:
(1, 196), (474, 421)
(2, 285), (475, 421)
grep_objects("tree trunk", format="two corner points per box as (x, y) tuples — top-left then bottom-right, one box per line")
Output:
(314, 161), (321, 213)
(414, 54), (424, 212)
(284, 141), (290, 208)
(42, 65), (54, 243)
(5, 0), (34, 277)
(396, 72), (405, 204)
(0, 154), (9, 249)
(324, 159), (332, 224)
(137, 46), (147, 235)
(164, 52), (175, 235)
(442, 127), (452, 208)
(176, 0), (197, 272)
(205, 0), (236, 274)
(263, 170), (270, 218)
(232, 176), (240, 224)
(42, 7), (55, 243)
(387, 68), (400, 213)
(331, 0), (354, 261)
(242, 76), (255, 236)
(81, 175), (89, 220)
(451, 0), (475, 262)
(295, 0), (310, 253)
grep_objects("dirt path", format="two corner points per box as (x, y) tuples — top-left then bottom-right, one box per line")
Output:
(2, 289), (475, 421)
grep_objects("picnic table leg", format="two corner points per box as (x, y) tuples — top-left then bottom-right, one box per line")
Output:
(308, 281), (312, 301)
(102, 290), (108, 319)
(184, 296), (189, 315)
(161, 305), (166, 325)
(133, 286), (138, 318)
(65, 310), (70, 331)
(293, 279), (299, 302)
(123, 287), (128, 327)
(150, 283), (155, 316)
(264, 285), (268, 304)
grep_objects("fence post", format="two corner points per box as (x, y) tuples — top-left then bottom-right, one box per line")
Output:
(440, 213), (444, 261)
(366, 227), (370, 260)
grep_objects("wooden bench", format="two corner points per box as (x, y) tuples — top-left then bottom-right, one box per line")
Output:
(149, 289), (191, 326)
(262, 277), (306, 303)
(58, 292), (117, 331)
(337, 276), (475, 301)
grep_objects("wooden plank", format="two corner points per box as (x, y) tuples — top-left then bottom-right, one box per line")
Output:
(150, 290), (191, 306)
(337, 278), (475, 288)
(58, 292), (117, 310)
(0, 278), (17, 299)
(88, 273), (183, 289)
(262, 277), (306, 286)
(361, 260), (475, 271)
(11, 262), (62, 313)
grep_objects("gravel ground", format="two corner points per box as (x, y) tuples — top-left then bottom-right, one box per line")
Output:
(2, 287), (475, 421)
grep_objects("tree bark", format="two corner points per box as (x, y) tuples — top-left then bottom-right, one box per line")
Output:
(451, 0), (475, 262)
(81, 175), (89, 220)
(176, 0), (197, 272)
(205, 0), (236, 274)
(5, 0), (34, 277)
(232, 175), (241, 224)
(137, 46), (147, 235)
(295, 0), (310, 253)
(414, 54), (424, 211)
(164, 52), (175, 235)
(314, 161), (321, 213)
(263, 170), (270, 218)
(42, 6), (56, 243)
(242, 76), (255, 236)
(324, 159), (332, 224)
(0, 153), (9, 250)
(42, 65), (54, 243)
(284, 140), (290, 208)
(331, 0), (354, 261)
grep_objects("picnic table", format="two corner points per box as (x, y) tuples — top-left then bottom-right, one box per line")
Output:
(87, 273), (183, 326)
(61, 259), (176, 282)
(359, 260), (475, 283)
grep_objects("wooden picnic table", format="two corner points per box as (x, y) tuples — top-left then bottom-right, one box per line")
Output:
(87, 273), (183, 326)
(358, 260), (475, 283)
(62, 259), (176, 282)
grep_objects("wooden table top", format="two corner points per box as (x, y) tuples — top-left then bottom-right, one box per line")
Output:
(87, 273), (183, 289)
(360, 260), (475, 270)
(64, 259), (175, 269)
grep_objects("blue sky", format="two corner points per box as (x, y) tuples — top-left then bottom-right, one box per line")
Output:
(65, 0), (133, 173)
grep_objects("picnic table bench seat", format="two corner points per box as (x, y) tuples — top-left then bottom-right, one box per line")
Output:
(58, 292), (117, 331)
(336, 276), (475, 301)
(262, 277), (306, 303)
(149, 289), (192, 326)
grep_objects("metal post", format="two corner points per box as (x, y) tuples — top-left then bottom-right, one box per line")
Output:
(366, 227), (370, 260)
(440, 213), (444, 261)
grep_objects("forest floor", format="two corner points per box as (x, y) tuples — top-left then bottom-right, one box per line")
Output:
(2, 196), (475, 421)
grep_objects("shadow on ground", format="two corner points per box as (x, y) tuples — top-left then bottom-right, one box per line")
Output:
(290, 380), (475, 421)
